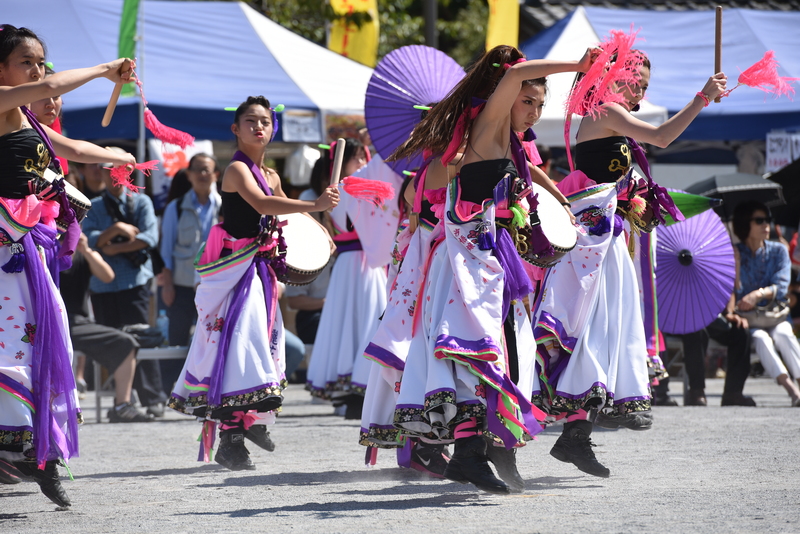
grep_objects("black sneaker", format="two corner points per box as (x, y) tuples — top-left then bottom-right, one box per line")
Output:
(409, 441), (450, 478)
(215, 431), (256, 471)
(594, 410), (653, 431)
(550, 427), (610, 478)
(108, 403), (154, 423)
(484, 437), (525, 493)
(444, 435), (510, 494)
(245, 425), (275, 452)
(720, 393), (757, 407)
(13, 460), (72, 507)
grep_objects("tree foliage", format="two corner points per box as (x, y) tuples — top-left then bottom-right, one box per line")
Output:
(233, 0), (487, 67)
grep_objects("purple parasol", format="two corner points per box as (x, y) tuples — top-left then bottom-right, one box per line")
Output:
(655, 207), (735, 335)
(365, 45), (464, 174)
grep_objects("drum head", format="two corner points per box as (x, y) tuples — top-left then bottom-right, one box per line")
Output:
(531, 182), (577, 250)
(278, 213), (331, 272)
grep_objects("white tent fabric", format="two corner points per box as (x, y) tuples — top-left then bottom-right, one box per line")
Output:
(5, 0), (373, 141)
(526, 6), (667, 147)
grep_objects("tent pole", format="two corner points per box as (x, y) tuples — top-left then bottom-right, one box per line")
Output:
(136, 0), (146, 187)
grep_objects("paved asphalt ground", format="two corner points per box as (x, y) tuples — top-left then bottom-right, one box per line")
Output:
(2, 376), (799, 534)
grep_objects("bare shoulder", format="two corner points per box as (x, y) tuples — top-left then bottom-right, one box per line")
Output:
(265, 167), (286, 197)
(221, 160), (250, 192)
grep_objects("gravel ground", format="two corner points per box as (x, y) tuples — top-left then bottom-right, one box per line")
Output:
(2, 377), (799, 534)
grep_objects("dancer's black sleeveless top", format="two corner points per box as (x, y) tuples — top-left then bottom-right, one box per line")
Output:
(221, 190), (265, 239)
(0, 128), (50, 198)
(573, 136), (632, 184)
(459, 159), (518, 204)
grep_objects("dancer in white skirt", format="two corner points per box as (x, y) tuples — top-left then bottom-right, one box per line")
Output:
(359, 157), (454, 476)
(386, 45), (596, 494)
(0, 25), (136, 506)
(534, 46), (728, 477)
(168, 96), (338, 470)
(305, 150), (403, 419)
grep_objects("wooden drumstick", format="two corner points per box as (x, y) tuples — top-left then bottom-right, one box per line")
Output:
(102, 59), (132, 127)
(330, 137), (346, 186)
(714, 6), (722, 103)
(102, 82), (123, 127)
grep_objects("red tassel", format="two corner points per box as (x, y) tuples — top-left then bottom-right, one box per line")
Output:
(106, 160), (160, 193)
(144, 108), (195, 149)
(341, 176), (396, 206)
(735, 51), (799, 99)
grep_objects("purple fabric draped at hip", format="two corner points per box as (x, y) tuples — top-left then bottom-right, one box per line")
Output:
(25, 224), (80, 467)
(207, 256), (275, 406)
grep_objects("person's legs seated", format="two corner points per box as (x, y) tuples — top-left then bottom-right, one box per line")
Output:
(752, 327), (800, 404)
(108, 349), (153, 423)
(680, 330), (708, 406)
(709, 318), (756, 406)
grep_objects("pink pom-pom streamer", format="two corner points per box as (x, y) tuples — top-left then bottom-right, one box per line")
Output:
(565, 27), (644, 119)
(730, 51), (799, 99)
(106, 160), (160, 193)
(144, 109), (195, 149)
(341, 176), (396, 206)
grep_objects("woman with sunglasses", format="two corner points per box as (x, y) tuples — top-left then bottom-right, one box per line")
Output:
(732, 201), (800, 405)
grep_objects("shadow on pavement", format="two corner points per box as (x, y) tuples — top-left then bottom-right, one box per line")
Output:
(176, 493), (496, 518)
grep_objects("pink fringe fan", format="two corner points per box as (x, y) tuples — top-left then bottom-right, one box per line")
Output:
(340, 176), (396, 207)
(106, 160), (160, 193)
(563, 27), (645, 170)
(723, 51), (799, 99)
(565, 27), (644, 119)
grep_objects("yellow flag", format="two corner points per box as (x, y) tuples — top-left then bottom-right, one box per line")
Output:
(486, 0), (519, 50)
(328, 0), (379, 68)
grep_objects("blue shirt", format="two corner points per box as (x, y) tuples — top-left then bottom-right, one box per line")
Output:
(735, 241), (791, 302)
(83, 190), (159, 293)
(159, 190), (220, 271)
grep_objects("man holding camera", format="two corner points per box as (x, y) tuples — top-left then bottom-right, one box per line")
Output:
(82, 148), (168, 416)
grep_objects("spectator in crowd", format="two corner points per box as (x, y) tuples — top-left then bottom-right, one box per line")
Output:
(82, 148), (168, 416)
(732, 201), (800, 406)
(547, 154), (570, 183)
(536, 143), (552, 174)
(662, 311), (756, 407)
(158, 154), (221, 390)
(62, 234), (152, 422)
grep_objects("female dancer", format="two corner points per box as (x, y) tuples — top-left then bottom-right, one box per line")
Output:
(305, 142), (403, 421)
(0, 25), (134, 507)
(385, 45), (595, 494)
(534, 46), (727, 477)
(360, 155), (456, 477)
(168, 96), (338, 471)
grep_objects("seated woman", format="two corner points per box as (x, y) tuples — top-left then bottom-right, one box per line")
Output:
(732, 201), (800, 405)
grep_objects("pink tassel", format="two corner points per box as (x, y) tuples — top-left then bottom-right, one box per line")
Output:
(730, 51), (799, 99)
(341, 176), (396, 206)
(566, 27), (644, 119)
(144, 109), (195, 149)
(629, 195), (646, 216)
(106, 160), (160, 193)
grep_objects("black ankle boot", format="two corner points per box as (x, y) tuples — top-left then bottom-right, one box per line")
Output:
(215, 429), (256, 471)
(444, 435), (510, 494)
(245, 425), (275, 452)
(484, 436), (525, 493)
(14, 460), (71, 507)
(550, 420), (609, 478)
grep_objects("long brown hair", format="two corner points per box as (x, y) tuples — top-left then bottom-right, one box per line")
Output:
(388, 45), (525, 163)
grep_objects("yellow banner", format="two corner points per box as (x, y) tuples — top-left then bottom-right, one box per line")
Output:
(328, 0), (379, 68)
(486, 0), (519, 50)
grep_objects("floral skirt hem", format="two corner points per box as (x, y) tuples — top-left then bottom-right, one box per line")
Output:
(168, 382), (285, 420)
